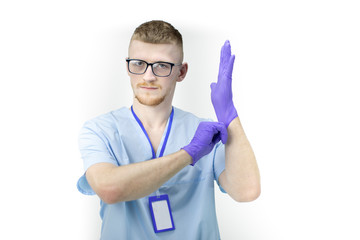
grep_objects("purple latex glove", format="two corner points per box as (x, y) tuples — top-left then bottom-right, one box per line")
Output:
(211, 40), (238, 128)
(182, 121), (228, 166)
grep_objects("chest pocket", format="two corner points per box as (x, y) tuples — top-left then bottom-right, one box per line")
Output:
(160, 165), (212, 190)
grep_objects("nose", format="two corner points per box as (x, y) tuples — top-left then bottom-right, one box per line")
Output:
(143, 65), (156, 82)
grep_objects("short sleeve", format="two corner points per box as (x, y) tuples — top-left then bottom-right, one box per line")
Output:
(213, 142), (227, 193)
(77, 173), (95, 195)
(77, 120), (118, 195)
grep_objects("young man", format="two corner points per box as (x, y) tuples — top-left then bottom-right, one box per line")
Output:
(77, 20), (260, 239)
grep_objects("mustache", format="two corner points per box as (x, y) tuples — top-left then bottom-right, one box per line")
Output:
(137, 83), (161, 88)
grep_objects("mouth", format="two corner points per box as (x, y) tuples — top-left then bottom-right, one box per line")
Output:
(140, 86), (158, 90)
(138, 84), (160, 90)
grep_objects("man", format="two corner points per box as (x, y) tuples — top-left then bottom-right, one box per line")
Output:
(77, 20), (260, 239)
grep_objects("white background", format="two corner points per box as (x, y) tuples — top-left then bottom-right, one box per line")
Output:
(1, 0), (359, 239)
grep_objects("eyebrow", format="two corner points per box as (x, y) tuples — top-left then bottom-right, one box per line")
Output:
(128, 56), (175, 63)
(129, 59), (177, 64)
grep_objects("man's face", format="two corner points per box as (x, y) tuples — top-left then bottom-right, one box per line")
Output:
(127, 40), (186, 107)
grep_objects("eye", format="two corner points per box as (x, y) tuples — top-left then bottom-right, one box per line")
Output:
(154, 63), (170, 69)
(131, 60), (145, 67)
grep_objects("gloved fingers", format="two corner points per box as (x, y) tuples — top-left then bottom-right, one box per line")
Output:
(211, 132), (221, 144)
(211, 122), (228, 144)
(219, 40), (235, 83)
(226, 54), (235, 80)
(218, 41), (231, 80)
(221, 40), (231, 65)
(218, 122), (228, 144)
(210, 82), (217, 91)
(196, 122), (228, 145)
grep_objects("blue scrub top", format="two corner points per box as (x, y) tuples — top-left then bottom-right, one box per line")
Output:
(77, 107), (226, 240)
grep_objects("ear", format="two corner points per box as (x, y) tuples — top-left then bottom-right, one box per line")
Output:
(176, 62), (188, 82)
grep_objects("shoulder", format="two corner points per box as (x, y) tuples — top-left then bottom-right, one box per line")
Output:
(172, 107), (216, 137)
(173, 107), (213, 125)
(81, 107), (131, 133)
(173, 107), (205, 121)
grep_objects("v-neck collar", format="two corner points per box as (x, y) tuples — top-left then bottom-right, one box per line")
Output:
(130, 106), (174, 159)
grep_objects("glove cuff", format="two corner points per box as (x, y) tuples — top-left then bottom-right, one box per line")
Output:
(224, 106), (238, 128)
(181, 145), (199, 166)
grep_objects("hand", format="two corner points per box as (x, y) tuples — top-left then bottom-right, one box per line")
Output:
(211, 40), (238, 128)
(182, 122), (228, 166)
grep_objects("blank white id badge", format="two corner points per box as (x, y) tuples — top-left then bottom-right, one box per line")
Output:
(149, 194), (175, 233)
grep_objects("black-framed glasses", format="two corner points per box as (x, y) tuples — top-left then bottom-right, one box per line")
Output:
(126, 59), (182, 77)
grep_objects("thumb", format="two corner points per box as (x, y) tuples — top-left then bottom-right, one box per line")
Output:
(211, 132), (221, 145)
(218, 122), (228, 144)
(210, 82), (216, 91)
(213, 122), (228, 144)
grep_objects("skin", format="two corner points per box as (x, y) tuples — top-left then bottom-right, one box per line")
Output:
(85, 40), (260, 204)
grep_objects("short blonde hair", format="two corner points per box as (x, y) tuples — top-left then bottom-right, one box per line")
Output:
(130, 20), (183, 61)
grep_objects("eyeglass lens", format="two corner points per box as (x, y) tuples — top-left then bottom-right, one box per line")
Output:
(128, 60), (172, 77)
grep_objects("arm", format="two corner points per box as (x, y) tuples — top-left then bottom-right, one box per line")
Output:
(86, 150), (191, 204)
(211, 41), (261, 202)
(219, 117), (260, 202)
(86, 121), (227, 204)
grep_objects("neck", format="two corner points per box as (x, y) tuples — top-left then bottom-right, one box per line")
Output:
(132, 99), (173, 129)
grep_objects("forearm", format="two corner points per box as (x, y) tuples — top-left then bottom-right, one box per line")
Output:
(87, 150), (192, 203)
(221, 117), (261, 202)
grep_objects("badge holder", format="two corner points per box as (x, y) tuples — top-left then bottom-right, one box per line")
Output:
(149, 194), (175, 233)
(132, 107), (176, 233)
